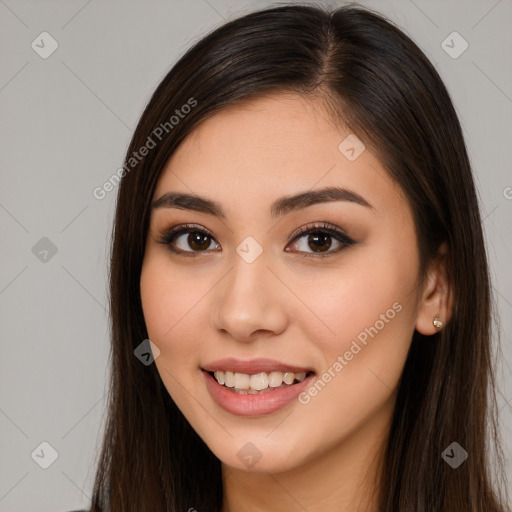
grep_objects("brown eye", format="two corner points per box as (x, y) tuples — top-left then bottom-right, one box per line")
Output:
(158, 224), (220, 256)
(158, 222), (356, 258)
(306, 232), (333, 252)
(184, 231), (213, 251)
(285, 223), (356, 258)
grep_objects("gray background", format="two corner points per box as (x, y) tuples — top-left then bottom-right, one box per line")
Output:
(0, 0), (511, 510)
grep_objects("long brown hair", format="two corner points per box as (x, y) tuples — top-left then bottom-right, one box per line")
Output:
(89, 3), (509, 511)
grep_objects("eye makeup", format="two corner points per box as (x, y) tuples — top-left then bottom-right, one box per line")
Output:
(156, 221), (358, 258)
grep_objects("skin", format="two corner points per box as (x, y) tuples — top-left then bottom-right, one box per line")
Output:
(140, 92), (453, 511)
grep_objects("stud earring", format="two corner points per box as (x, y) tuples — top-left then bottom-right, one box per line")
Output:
(433, 314), (443, 330)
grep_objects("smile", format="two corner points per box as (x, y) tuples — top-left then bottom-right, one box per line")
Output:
(211, 370), (310, 393)
(202, 369), (316, 416)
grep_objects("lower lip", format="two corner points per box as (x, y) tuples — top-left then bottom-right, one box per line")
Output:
(202, 370), (315, 417)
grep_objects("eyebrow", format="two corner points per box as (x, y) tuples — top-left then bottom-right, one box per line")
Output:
(152, 186), (374, 219)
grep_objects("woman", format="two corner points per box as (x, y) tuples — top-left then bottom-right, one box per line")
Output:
(81, 3), (509, 511)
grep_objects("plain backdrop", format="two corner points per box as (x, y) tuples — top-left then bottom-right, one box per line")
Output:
(0, 0), (511, 510)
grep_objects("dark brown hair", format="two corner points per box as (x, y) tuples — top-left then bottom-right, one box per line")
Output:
(88, 3), (509, 511)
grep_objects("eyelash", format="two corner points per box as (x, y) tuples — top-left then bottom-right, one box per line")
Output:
(156, 222), (356, 259)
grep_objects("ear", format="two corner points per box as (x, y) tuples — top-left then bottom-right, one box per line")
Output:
(415, 242), (454, 335)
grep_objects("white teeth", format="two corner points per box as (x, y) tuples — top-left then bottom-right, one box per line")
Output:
(234, 372), (250, 390)
(250, 372), (269, 391)
(211, 369), (309, 392)
(283, 372), (294, 385)
(268, 371), (283, 387)
(295, 372), (306, 382)
(224, 371), (234, 388)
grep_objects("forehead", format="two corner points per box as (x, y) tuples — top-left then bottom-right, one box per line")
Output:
(169, 93), (341, 168)
(153, 92), (403, 221)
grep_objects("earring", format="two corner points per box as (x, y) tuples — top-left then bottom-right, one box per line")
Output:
(433, 314), (443, 330)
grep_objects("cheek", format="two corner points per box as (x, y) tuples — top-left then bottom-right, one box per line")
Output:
(140, 251), (201, 345)
(292, 278), (415, 449)
(140, 256), (208, 414)
(304, 259), (414, 351)
(140, 259), (172, 341)
(298, 230), (419, 391)
(140, 257), (191, 352)
(140, 255), (215, 369)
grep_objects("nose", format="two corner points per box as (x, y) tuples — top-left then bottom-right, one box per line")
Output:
(211, 250), (289, 343)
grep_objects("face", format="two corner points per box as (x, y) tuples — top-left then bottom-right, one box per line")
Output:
(140, 92), (423, 474)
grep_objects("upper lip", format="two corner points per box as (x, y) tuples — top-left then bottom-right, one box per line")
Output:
(201, 357), (315, 375)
